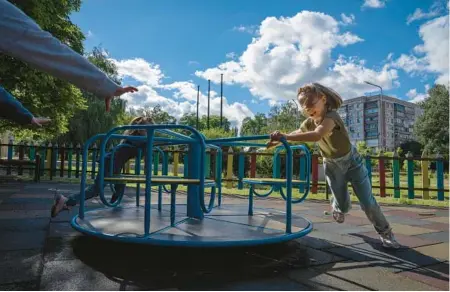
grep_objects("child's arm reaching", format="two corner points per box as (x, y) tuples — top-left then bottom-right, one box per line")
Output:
(266, 128), (302, 149)
(0, 86), (51, 126)
(270, 118), (335, 143)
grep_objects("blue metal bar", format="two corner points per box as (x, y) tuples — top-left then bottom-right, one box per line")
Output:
(170, 184), (177, 226)
(280, 138), (292, 234)
(79, 134), (106, 219)
(206, 134), (270, 144)
(158, 186), (162, 211)
(238, 150), (245, 190)
(209, 142), (268, 148)
(135, 149), (142, 207)
(248, 186), (254, 216)
(157, 129), (196, 142)
(206, 144), (223, 205)
(144, 129), (155, 235)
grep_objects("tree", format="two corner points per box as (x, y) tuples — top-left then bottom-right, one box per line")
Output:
(56, 47), (128, 145)
(399, 140), (423, 157)
(179, 113), (200, 129)
(129, 105), (176, 124)
(179, 113), (231, 131)
(0, 0), (87, 140)
(414, 84), (449, 156)
(240, 113), (268, 136)
(267, 101), (304, 133)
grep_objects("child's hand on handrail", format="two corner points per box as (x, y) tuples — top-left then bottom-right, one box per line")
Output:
(266, 140), (280, 149)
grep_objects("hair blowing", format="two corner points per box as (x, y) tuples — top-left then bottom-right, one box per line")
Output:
(297, 82), (343, 111)
(122, 116), (155, 141)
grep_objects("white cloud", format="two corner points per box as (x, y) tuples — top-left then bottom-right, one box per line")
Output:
(86, 30), (94, 38)
(406, 1), (446, 25)
(114, 58), (254, 129)
(226, 52), (237, 60)
(232, 25), (258, 34)
(340, 13), (355, 25)
(112, 58), (165, 87)
(195, 11), (398, 102)
(188, 60), (200, 66)
(362, 0), (386, 9)
(406, 84), (430, 103)
(390, 15), (449, 85)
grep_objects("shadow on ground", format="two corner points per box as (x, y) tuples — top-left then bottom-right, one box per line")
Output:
(70, 236), (326, 290)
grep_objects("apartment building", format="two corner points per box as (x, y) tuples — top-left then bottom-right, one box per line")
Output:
(337, 95), (423, 151)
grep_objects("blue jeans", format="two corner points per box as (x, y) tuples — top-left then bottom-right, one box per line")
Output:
(323, 146), (391, 234)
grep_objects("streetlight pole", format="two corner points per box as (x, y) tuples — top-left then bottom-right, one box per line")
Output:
(207, 79), (210, 130)
(364, 81), (384, 150)
(220, 74), (223, 128)
(196, 85), (200, 129)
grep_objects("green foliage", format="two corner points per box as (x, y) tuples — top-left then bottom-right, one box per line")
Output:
(399, 140), (423, 157)
(201, 128), (233, 139)
(0, 0), (86, 140)
(356, 141), (370, 155)
(129, 105), (176, 124)
(179, 113), (231, 131)
(240, 102), (305, 136)
(414, 84), (449, 156)
(56, 47), (127, 145)
(241, 113), (268, 136)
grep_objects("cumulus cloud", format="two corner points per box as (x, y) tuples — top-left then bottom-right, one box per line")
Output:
(340, 13), (355, 25)
(195, 11), (398, 102)
(406, 84), (430, 103)
(406, 0), (447, 25)
(112, 58), (165, 87)
(112, 58), (254, 128)
(390, 15), (449, 85)
(362, 0), (386, 9)
(232, 25), (258, 34)
(226, 52), (237, 60)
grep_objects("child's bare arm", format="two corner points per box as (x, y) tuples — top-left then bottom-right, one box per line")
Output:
(271, 118), (335, 143)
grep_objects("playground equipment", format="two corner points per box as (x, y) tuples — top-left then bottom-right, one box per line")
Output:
(71, 125), (313, 247)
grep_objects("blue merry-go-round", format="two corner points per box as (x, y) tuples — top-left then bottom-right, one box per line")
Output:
(70, 125), (313, 247)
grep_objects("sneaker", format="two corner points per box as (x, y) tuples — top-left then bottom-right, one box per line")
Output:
(110, 193), (119, 204)
(332, 211), (345, 223)
(51, 193), (70, 218)
(380, 230), (401, 249)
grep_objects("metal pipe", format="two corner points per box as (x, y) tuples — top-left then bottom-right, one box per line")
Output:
(220, 74), (223, 128)
(196, 85), (200, 129)
(207, 79), (211, 129)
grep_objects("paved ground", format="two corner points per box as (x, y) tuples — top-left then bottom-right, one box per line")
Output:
(0, 180), (448, 290)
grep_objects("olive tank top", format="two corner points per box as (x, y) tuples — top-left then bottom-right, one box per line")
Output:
(300, 110), (352, 159)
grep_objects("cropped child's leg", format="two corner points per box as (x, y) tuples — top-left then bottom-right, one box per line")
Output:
(346, 151), (399, 248)
(50, 157), (112, 217)
(324, 161), (351, 223)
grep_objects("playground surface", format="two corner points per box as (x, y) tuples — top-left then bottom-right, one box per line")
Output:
(0, 180), (448, 291)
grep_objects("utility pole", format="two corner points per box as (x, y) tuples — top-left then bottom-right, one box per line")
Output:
(220, 74), (223, 128)
(196, 85), (200, 129)
(207, 79), (211, 129)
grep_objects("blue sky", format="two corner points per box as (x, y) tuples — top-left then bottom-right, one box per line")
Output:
(71, 0), (449, 127)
